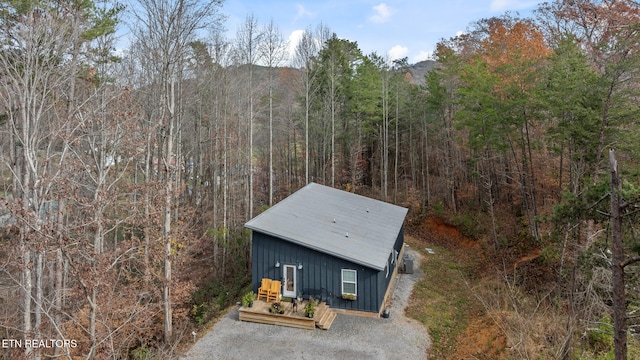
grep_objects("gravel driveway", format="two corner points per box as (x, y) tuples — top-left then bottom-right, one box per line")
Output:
(181, 246), (430, 360)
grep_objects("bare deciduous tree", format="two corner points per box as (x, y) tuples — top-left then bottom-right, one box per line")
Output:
(293, 24), (330, 185)
(259, 19), (287, 205)
(130, 0), (223, 343)
(233, 14), (262, 218)
(0, 7), (74, 359)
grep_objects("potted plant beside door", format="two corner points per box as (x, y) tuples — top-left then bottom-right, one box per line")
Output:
(304, 296), (318, 318)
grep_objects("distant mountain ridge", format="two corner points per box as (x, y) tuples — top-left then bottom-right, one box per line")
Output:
(233, 59), (437, 86)
(407, 60), (437, 85)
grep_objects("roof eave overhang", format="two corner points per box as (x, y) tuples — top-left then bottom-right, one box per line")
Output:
(246, 226), (387, 271)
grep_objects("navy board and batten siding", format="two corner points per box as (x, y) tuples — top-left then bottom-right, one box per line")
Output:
(251, 227), (404, 313)
(245, 182), (408, 315)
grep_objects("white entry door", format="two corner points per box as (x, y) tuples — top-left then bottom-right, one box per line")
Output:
(282, 264), (296, 298)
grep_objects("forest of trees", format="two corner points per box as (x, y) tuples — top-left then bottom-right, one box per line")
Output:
(1, 0), (640, 358)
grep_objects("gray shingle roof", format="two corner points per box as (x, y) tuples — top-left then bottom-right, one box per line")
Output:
(245, 183), (408, 271)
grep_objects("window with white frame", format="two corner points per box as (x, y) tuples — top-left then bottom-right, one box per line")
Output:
(341, 269), (357, 295)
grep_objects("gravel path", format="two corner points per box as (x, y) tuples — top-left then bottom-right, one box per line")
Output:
(181, 246), (429, 360)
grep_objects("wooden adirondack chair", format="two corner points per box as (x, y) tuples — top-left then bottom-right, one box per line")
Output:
(257, 278), (272, 301)
(266, 280), (281, 302)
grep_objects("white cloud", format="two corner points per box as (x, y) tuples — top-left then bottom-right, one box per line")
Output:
(412, 50), (433, 63)
(490, 0), (538, 12)
(388, 45), (408, 61)
(369, 3), (394, 23)
(286, 29), (305, 63)
(295, 4), (314, 21)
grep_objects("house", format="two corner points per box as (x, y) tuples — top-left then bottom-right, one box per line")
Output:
(244, 182), (408, 315)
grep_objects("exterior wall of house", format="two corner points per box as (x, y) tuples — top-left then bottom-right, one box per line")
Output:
(371, 226), (405, 312)
(251, 230), (404, 313)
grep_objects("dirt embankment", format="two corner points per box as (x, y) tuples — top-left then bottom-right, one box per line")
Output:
(414, 216), (543, 274)
(411, 216), (509, 359)
(414, 217), (481, 248)
(413, 216), (553, 359)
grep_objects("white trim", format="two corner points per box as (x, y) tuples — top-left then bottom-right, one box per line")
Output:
(341, 269), (357, 296)
(283, 264), (296, 298)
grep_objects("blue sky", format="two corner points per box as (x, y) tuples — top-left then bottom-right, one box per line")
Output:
(222, 0), (541, 64)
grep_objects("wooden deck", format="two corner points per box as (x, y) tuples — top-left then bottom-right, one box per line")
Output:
(238, 299), (336, 330)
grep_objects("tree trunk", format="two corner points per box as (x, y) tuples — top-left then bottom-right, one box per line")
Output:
(88, 287), (97, 360)
(248, 61), (254, 219)
(143, 130), (153, 282)
(163, 77), (176, 344)
(22, 241), (32, 358)
(55, 247), (63, 327)
(269, 84), (274, 205)
(305, 77), (310, 185)
(331, 75), (336, 188)
(35, 250), (43, 349)
(394, 84), (399, 202)
(609, 149), (626, 360)
(422, 116), (430, 208)
(381, 72), (389, 201)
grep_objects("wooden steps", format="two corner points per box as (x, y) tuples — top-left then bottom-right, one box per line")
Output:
(238, 300), (316, 330)
(238, 300), (338, 330)
(314, 302), (337, 330)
